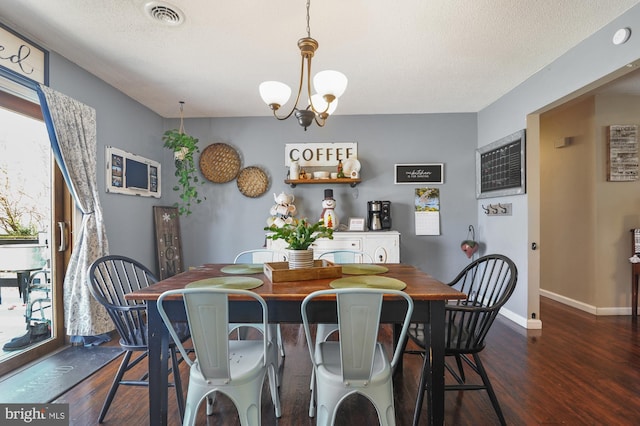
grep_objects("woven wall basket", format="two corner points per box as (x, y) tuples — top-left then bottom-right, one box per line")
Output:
(199, 143), (241, 183)
(237, 166), (269, 198)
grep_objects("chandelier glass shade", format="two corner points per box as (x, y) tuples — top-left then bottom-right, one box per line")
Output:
(259, 0), (347, 130)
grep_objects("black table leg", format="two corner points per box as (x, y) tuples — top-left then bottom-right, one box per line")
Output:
(412, 300), (445, 426)
(147, 301), (170, 426)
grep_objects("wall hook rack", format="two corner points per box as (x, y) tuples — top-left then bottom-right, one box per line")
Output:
(482, 202), (512, 216)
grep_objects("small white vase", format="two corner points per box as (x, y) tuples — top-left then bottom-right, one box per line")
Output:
(287, 249), (314, 269)
(289, 160), (300, 180)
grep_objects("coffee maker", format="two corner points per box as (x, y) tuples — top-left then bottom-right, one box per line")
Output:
(368, 201), (392, 231)
(380, 201), (392, 230)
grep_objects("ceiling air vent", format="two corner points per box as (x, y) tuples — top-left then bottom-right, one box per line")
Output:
(144, 1), (184, 26)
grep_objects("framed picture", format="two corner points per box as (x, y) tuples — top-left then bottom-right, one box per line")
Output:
(476, 129), (526, 199)
(106, 146), (161, 198)
(348, 217), (366, 231)
(395, 164), (444, 184)
(607, 125), (638, 181)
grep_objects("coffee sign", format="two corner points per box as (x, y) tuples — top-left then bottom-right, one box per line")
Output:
(285, 142), (358, 167)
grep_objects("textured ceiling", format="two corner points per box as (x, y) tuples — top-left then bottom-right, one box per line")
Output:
(0, 0), (638, 118)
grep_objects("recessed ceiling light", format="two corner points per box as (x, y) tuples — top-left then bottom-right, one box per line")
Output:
(144, 1), (184, 26)
(612, 27), (631, 45)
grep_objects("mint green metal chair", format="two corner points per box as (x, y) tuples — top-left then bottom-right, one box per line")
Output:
(302, 288), (413, 425)
(157, 288), (281, 426)
(231, 249), (286, 357)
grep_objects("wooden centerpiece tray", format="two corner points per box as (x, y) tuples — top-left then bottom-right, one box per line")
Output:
(264, 260), (342, 283)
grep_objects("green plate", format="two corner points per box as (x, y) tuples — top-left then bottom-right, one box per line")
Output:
(330, 275), (406, 290)
(186, 276), (263, 290)
(341, 264), (389, 275)
(220, 264), (264, 274)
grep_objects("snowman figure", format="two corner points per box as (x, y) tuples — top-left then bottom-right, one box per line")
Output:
(320, 189), (339, 230)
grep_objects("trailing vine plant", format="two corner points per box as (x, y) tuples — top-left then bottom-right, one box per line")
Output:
(162, 102), (203, 215)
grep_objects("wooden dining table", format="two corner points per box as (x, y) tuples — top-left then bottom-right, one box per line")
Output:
(124, 262), (466, 426)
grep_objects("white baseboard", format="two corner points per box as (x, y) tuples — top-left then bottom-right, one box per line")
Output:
(539, 289), (632, 316)
(526, 318), (543, 329)
(497, 306), (541, 329)
(595, 306), (631, 315)
(495, 290), (632, 332)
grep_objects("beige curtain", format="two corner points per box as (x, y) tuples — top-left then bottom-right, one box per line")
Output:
(38, 85), (111, 336)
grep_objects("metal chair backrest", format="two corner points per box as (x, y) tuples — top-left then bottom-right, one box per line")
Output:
(302, 288), (413, 383)
(157, 288), (270, 379)
(445, 254), (517, 352)
(234, 249), (287, 264)
(318, 250), (374, 264)
(87, 255), (158, 349)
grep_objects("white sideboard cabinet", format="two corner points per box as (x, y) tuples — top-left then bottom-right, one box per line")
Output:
(266, 231), (400, 263)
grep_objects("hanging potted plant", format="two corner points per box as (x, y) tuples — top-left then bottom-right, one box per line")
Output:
(162, 102), (203, 216)
(461, 225), (480, 258)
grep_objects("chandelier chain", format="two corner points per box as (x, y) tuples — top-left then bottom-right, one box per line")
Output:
(306, 0), (311, 38)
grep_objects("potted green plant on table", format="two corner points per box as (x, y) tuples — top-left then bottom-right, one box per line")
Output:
(162, 128), (202, 216)
(264, 218), (334, 269)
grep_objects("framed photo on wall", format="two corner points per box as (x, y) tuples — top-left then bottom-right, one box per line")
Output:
(106, 146), (161, 198)
(607, 124), (638, 181)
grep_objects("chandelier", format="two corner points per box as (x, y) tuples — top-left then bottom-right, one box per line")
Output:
(259, 0), (347, 131)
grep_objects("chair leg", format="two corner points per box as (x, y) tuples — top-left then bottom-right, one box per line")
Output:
(277, 325), (285, 357)
(454, 354), (466, 382)
(206, 395), (215, 416)
(315, 383), (342, 426)
(267, 363), (282, 418)
(234, 381), (263, 426)
(473, 353), (506, 426)
(170, 346), (185, 422)
(309, 369), (316, 417)
(98, 350), (132, 423)
(412, 350), (430, 426)
(182, 389), (204, 426)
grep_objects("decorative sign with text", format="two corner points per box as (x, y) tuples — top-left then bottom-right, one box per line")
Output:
(0, 23), (48, 84)
(153, 206), (184, 280)
(395, 164), (444, 184)
(285, 142), (357, 167)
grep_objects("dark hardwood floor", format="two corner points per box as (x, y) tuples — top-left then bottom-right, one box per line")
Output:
(53, 296), (640, 425)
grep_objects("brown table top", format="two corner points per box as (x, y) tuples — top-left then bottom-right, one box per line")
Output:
(125, 263), (466, 302)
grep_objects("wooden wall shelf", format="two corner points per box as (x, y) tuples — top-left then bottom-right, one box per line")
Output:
(285, 178), (361, 188)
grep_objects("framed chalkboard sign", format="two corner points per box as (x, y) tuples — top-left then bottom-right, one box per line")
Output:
(395, 163), (443, 184)
(476, 129), (526, 199)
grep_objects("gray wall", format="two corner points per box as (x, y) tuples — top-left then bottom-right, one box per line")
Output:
(477, 3), (640, 325)
(40, 2), (640, 329)
(48, 53), (166, 268)
(164, 114), (478, 282)
(46, 52), (478, 283)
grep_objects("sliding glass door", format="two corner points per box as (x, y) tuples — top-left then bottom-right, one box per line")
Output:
(0, 83), (70, 376)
